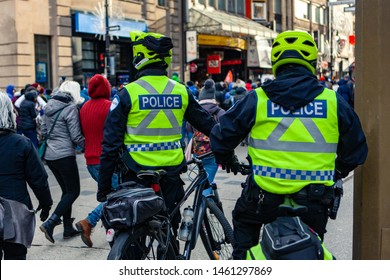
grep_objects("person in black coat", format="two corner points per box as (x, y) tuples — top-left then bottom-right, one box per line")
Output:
(17, 87), (40, 148)
(0, 92), (53, 260)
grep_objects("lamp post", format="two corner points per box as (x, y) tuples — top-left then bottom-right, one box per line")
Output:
(105, 0), (110, 81)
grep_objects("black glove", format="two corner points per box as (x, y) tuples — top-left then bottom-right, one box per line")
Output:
(97, 188), (110, 202)
(221, 155), (240, 175)
(36, 204), (51, 222)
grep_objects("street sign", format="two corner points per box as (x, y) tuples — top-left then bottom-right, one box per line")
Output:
(328, 0), (355, 6)
(344, 6), (356, 12)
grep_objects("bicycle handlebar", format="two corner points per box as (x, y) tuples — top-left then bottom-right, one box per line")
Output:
(186, 151), (214, 165)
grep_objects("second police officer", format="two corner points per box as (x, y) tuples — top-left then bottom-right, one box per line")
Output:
(209, 30), (368, 259)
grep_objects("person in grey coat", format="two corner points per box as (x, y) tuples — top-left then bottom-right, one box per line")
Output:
(39, 80), (85, 243)
(0, 92), (53, 259)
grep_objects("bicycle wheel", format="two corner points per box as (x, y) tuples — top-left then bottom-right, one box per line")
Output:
(107, 220), (178, 260)
(200, 198), (234, 260)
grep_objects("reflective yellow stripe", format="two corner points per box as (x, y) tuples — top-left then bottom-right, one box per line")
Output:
(246, 244), (267, 260)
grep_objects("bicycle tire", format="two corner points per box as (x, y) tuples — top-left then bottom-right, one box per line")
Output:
(200, 198), (234, 260)
(107, 222), (177, 260)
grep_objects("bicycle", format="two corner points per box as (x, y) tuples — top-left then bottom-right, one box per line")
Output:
(105, 151), (234, 260)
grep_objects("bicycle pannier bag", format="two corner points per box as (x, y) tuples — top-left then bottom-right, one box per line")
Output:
(102, 183), (164, 229)
(247, 216), (334, 260)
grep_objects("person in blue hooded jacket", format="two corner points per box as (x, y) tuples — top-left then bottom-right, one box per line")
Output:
(337, 75), (354, 108)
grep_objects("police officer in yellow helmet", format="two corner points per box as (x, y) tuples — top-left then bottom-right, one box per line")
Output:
(209, 30), (368, 259)
(97, 31), (216, 236)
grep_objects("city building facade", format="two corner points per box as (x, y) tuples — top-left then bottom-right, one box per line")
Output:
(0, 0), (181, 90)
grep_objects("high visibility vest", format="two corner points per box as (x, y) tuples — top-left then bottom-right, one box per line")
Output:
(248, 88), (339, 194)
(124, 76), (189, 167)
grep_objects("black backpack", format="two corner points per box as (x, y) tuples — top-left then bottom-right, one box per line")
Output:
(247, 216), (334, 260)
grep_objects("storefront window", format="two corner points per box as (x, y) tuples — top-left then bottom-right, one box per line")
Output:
(34, 35), (51, 88)
(82, 41), (97, 70)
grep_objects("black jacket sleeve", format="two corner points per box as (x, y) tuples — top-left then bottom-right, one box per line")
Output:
(25, 140), (53, 208)
(210, 92), (257, 163)
(98, 89), (131, 194)
(335, 94), (368, 178)
(184, 89), (216, 136)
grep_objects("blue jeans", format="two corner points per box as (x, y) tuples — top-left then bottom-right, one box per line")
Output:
(202, 156), (218, 183)
(86, 165), (118, 227)
(201, 156), (218, 197)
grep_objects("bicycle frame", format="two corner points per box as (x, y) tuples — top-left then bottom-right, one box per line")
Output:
(169, 153), (216, 260)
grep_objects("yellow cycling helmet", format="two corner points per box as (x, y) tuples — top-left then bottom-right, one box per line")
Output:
(130, 31), (173, 70)
(271, 30), (318, 76)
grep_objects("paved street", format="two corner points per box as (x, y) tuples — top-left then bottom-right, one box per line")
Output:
(27, 145), (353, 260)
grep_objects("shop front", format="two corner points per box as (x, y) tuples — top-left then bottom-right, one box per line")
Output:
(187, 6), (278, 84)
(72, 11), (147, 87)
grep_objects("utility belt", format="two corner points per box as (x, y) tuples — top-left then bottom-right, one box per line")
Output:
(242, 175), (334, 207)
(292, 184), (334, 206)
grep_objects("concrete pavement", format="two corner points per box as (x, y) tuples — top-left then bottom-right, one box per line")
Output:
(27, 145), (353, 260)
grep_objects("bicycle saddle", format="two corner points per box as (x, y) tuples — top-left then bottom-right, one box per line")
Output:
(137, 169), (167, 182)
(278, 196), (308, 216)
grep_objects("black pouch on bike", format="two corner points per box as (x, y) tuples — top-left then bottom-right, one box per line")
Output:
(247, 216), (329, 260)
(102, 183), (164, 229)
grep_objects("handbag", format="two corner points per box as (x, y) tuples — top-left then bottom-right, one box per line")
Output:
(38, 109), (63, 159)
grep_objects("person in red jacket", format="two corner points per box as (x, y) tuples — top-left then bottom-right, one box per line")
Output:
(75, 74), (118, 247)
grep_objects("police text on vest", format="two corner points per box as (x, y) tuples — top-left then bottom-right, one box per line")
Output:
(139, 94), (182, 110)
(268, 100), (327, 118)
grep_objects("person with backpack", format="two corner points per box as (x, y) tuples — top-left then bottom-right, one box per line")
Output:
(209, 30), (368, 260)
(187, 79), (225, 183)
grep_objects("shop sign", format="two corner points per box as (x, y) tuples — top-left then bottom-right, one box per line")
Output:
(186, 30), (198, 63)
(189, 62), (198, 73)
(207, 55), (221, 74)
(198, 34), (247, 50)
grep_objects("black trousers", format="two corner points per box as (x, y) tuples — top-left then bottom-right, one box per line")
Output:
(232, 177), (334, 260)
(0, 241), (27, 260)
(46, 156), (81, 221)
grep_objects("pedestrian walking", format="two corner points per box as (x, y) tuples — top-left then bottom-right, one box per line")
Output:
(0, 92), (53, 259)
(75, 74), (118, 248)
(39, 80), (85, 243)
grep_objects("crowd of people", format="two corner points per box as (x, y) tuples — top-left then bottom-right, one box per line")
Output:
(1, 30), (366, 260)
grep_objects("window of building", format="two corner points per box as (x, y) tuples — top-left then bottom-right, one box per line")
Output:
(237, 0), (244, 15)
(218, 0), (226, 11)
(157, 0), (167, 7)
(199, 0), (206, 5)
(295, 0), (310, 20)
(252, 1), (267, 20)
(34, 35), (52, 88)
(227, 0), (236, 13)
(208, 0), (216, 8)
(274, 0), (282, 14)
(82, 41), (98, 70)
(312, 5), (321, 23)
